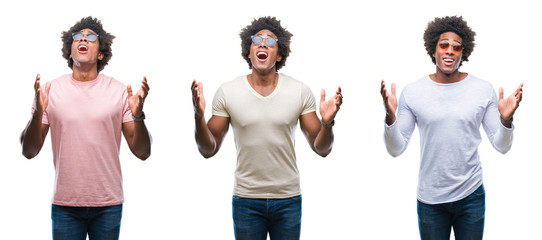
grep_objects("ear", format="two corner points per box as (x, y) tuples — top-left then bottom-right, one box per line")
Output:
(98, 52), (104, 61)
(277, 55), (282, 62)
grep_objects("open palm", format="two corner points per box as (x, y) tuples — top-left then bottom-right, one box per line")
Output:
(127, 77), (150, 118)
(191, 80), (206, 120)
(498, 83), (523, 120)
(381, 80), (397, 124)
(320, 87), (342, 124)
(34, 74), (51, 113)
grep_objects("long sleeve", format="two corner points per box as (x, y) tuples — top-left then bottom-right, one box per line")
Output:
(384, 93), (416, 157)
(482, 91), (514, 153)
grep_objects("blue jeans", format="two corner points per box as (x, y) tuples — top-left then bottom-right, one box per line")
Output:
(417, 185), (485, 240)
(51, 204), (123, 240)
(232, 195), (302, 240)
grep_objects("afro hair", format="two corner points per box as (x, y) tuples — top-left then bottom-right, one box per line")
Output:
(423, 16), (476, 67)
(61, 16), (115, 73)
(239, 16), (293, 71)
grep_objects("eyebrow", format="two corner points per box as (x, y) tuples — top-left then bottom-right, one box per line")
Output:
(255, 34), (277, 38)
(440, 38), (462, 44)
(78, 30), (98, 34)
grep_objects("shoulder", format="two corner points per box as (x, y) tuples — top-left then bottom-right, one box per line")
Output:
(463, 74), (496, 96)
(99, 74), (124, 87)
(466, 74), (493, 88)
(213, 76), (247, 101)
(218, 75), (246, 91)
(403, 75), (431, 94)
(278, 73), (312, 92)
(49, 74), (71, 84)
(46, 74), (73, 91)
(97, 74), (128, 96)
(279, 73), (303, 85)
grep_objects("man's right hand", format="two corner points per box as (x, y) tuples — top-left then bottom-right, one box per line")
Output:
(34, 74), (51, 114)
(380, 80), (397, 125)
(21, 74), (51, 159)
(191, 80), (206, 120)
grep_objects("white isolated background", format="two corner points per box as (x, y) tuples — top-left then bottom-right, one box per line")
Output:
(1, 0), (540, 239)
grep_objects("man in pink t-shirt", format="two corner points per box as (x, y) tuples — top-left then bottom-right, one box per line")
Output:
(20, 16), (151, 240)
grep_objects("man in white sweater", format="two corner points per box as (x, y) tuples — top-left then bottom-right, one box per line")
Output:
(380, 16), (523, 240)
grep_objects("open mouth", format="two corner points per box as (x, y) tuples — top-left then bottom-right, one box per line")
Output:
(78, 45), (88, 52)
(443, 58), (454, 65)
(257, 51), (268, 60)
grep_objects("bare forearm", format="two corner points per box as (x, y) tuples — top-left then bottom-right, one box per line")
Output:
(129, 121), (151, 160)
(20, 112), (47, 159)
(194, 117), (218, 158)
(313, 126), (334, 157)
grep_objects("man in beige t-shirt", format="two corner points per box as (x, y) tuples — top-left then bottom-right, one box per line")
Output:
(191, 16), (342, 240)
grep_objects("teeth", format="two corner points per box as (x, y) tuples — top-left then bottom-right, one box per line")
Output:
(256, 51), (268, 60)
(444, 59), (454, 62)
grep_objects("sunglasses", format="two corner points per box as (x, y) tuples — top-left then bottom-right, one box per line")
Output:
(251, 35), (278, 47)
(72, 32), (99, 42)
(438, 41), (463, 52)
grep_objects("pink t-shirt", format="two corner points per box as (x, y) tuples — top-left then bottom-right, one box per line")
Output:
(38, 74), (132, 207)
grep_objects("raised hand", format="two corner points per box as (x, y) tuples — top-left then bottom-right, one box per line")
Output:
(381, 80), (397, 125)
(498, 83), (523, 121)
(191, 80), (206, 120)
(34, 74), (51, 114)
(127, 76), (150, 118)
(320, 86), (342, 124)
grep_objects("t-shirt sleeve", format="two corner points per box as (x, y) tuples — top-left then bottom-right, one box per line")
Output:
(212, 87), (230, 117)
(122, 88), (133, 123)
(300, 84), (316, 115)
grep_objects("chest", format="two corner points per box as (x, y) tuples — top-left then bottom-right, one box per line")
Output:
(407, 87), (491, 127)
(226, 90), (303, 129)
(46, 84), (125, 127)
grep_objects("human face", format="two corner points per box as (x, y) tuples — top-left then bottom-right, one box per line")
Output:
(248, 29), (282, 74)
(433, 32), (463, 75)
(69, 28), (103, 68)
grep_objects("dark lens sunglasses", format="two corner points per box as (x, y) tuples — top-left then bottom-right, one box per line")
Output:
(438, 42), (463, 52)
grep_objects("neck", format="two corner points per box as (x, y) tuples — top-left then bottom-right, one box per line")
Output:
(72, 63), (99, 82)
(431, 68), (466, 84)
(247, 71), (279, 97)
(249, 69), (277, 87)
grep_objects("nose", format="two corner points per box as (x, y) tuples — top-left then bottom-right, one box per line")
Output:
(445, 45), (454, 54)
(77, 34), (89, 42)
(258, 39), (268, 48)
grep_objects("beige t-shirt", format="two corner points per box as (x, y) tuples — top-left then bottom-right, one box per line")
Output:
(212, 73), (316, 198)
